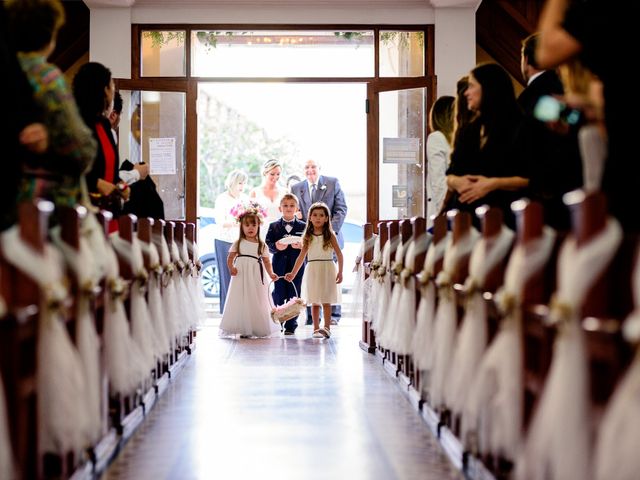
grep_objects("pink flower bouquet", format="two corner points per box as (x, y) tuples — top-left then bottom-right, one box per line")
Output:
(230, 201), (269, 223)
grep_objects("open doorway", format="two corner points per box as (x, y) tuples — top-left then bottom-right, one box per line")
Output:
(196, 82), (367, 301)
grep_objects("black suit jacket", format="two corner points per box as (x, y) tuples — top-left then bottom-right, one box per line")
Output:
(518, 70), (564, 115)
(518, 69), (582, 229)
(120, 160), (165, 219)
(265, 218), (306, 277)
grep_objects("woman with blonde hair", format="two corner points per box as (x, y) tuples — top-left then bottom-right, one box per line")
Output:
(214, 169), (249, 313)
(249, 159), (286, 233)
(426, 95), (455, 229)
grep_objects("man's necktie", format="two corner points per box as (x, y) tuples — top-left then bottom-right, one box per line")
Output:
(311, 183), (317, 203)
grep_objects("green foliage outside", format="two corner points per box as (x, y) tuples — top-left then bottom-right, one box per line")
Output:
(198, 93), (302, 208)
(144, 30), (424, 51)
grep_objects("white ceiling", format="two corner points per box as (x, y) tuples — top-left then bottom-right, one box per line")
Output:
(84, 0), (481, 8)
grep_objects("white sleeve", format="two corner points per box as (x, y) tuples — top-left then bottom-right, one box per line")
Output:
(119, 169), (140, 185)
(426, 132), (451, 217)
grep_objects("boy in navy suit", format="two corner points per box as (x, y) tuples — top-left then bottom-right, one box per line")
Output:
(265, 193), (306, 335)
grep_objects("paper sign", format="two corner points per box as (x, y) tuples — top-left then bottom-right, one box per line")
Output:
(149, 137), (176, 175)
(383, 137), (420, 164)
(392, 185), (408, 207)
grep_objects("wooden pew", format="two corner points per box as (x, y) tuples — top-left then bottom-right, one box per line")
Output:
(174, 222), (196, 352)
(373, 221), (389, 361)
(359, 223), (376, 353)
(516, 200), (558, 432)
(564, 192), (633, 417)
(406, 216), (426, 391)
(151, 219), (175, 369)
(163, 221), (188, 361)
(0, 201), (52, 480)
(380, 220), (400, 365)
(138, 217), (164, 384)
(107, 214), (136, 433)
(521, 191), (633, 430)
(476, 206), (511, 346)
(394, 219), (414, 380)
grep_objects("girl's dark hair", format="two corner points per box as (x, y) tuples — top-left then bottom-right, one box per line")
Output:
(73, 62), (113, 127)
(237, 213), (265, 256)
(6, 0), (65, 53)
(470, 62), (522, 143)
(302, 202), (333, 250)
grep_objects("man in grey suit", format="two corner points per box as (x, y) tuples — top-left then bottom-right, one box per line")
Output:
(292, 159), (348, 325)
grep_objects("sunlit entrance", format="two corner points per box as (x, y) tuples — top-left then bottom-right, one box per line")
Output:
(196, 82), (367, 297)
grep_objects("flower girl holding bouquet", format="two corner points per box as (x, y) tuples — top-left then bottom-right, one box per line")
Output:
(219, 202), (279, 338)
(285, 202), (343, 338)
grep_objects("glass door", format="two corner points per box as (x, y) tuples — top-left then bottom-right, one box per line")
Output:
(114, 81), (193, 222)
(367, 78), (434, 224)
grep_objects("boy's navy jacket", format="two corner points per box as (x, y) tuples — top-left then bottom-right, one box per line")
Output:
(265, 217), (307, 276)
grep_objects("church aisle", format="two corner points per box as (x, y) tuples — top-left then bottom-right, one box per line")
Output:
(102, 320), (462, 480)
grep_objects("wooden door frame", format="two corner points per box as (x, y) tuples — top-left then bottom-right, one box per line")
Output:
(127, 24), (435, 227)
(366, 75), (437, 226)
(115, 78), (198, 224)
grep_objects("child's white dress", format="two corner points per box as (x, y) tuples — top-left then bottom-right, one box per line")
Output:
(219, 239), (280, 337)
(302, 234), (340, 305)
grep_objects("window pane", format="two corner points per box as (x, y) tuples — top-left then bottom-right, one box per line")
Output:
(378, 87), (427, 220)
(379, 31), (425, 77)
(141, 30), (186, 77)
(191, 30), (374, 77)
(117, 90), (186, 220)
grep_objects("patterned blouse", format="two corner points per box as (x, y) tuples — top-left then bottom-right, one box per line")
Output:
(17, 52), (96, 208)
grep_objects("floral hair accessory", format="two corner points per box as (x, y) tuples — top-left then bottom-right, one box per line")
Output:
(230, 201), (268, 223)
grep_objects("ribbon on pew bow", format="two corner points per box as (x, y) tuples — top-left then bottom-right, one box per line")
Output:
(363, 236), (381, 324)
(348, 235), (377, 320)
(429, 229), (478, 410)
(516, 218), (622, 480)
(412, 233), (448, 375)
(168, 237), (197, 340)
(153, 232), (182, 344)
(372, 236), (400, 335)
(51, 227), (103, 443)
(447, 227), (514, 421)
(103, 240), (147, 395)
(387, 232), (430, 355)
(377, 237), (407, 347)
(0, 227), (90, 454)
(0, 286), (13, 480)
(139, 240), (171, 360)
(111, 234), (157, 374)
(594, 245), (640, 480)
(179, 238), (205, 328)
(462, 227), (555, 462)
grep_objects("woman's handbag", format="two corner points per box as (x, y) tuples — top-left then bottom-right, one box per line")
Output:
(268, 276), (306, 324)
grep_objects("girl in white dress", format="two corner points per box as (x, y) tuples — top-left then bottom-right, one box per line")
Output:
(285, 202), (343, 339)
(219, 204), (279, 338)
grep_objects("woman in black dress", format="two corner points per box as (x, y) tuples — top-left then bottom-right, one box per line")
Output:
(446, 62), (529, 228)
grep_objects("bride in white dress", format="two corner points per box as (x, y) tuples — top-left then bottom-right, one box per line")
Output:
(250, 159), (286, 238)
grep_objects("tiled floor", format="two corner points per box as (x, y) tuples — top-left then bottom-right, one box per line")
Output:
(102, 317), (461, 480)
